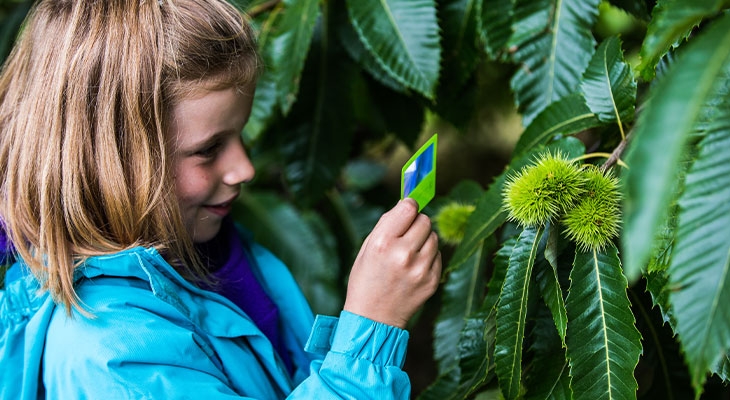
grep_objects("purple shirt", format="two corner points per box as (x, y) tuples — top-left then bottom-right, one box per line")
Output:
(197, 218), (292, 373)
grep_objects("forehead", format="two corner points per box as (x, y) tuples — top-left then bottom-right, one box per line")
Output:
(168, 86), (253, 146)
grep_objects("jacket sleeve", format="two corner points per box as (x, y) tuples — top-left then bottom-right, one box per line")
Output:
(289, 310), (411, 399)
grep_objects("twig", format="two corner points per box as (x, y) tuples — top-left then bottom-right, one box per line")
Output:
(601, 130), (632, 172)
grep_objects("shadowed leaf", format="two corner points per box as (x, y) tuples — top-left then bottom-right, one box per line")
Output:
(623, 12), (730, 282)
(433, 240), (488, 374)
(534, 230), (568, 346)
(345, 0), (441, 99)
(566, 246), (642, 400)
(668, 99), (730, 394)
(637, 0), (730, 80)
(495, 226), (544, 399)
(508, 0), (600, 125)
(267, 0), (321, 114)
(481, 0), (515, 58)
(513, 93), (601, 156)
(580, 36), (637, 127)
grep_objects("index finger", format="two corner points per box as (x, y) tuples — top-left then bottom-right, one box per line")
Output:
(373, 198), (419, 238)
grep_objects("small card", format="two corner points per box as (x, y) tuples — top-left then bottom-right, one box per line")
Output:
(401, 134), (438, 211)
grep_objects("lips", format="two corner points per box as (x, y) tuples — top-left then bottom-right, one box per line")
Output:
(202, 194), (238, 217)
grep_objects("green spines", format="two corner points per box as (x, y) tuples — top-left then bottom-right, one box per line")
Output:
(503, 152), (585, 226)
(435, 202), (476, 245)
(502, 154), (622, 252)
(563, 167), (621, 252)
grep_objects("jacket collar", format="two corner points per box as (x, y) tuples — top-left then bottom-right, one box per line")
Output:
(76, 247), (266, 338)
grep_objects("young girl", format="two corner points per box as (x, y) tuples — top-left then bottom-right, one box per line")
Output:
(0, 1), (441, 399)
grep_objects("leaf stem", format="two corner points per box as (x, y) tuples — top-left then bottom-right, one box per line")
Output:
(572, 152), (629, 169)
(617, 121), (626, 142)
(601, 136), (630, 172)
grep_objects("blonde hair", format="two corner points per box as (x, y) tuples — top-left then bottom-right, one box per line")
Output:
(0, 0), (260, 313)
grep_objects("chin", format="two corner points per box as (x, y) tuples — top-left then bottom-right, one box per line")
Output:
(190, 221), (223, 243)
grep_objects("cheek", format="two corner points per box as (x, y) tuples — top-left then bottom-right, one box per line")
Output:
(173, 163), (212, 206)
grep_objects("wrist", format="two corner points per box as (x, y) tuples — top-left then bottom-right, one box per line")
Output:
(342, 303), (407, 329)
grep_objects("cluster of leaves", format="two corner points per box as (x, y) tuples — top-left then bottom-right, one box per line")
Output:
(423, 0), (730, 399)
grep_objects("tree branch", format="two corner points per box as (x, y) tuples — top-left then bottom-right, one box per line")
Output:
(601, 130), (632, 172)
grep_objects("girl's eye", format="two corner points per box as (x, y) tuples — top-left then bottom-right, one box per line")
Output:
(194, 141), (222, 159)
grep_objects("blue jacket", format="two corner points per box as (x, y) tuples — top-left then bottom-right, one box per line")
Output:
(0, 239), (411, 399)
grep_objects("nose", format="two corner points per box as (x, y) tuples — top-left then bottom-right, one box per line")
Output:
(222, 136), (255, 186)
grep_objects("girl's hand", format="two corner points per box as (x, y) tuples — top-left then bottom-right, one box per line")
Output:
(343, 198), (442, 329)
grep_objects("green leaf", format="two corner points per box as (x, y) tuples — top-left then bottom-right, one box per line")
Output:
(336, 5), (406, 93)
(434, 240), (488, 374)
(667, 103), (730, 394)
(416, 369), (461, 400)
(534, 241), (568, 346)
(450, 137), (585, 269)
(455, 309), (497, 396)
(245, 6), (284, 141)
(524, 305), (572, 399)
(482, 0), (515, 59)
(341, 160), (387, 192)
(566, 246), (642, 400)
(631, 284), (694, 399)
(646, 209), (677, 275)
(344, 57), (425, 148)
(646, 270), (677, 328)
(325, 190), (384, 263)
(418, 303), (498, 400)
(420, 233), (503, 394)
(622, 12), (730, 282)
(245, 71), (280, 142)
(440, 0), (482, 88)
(543, 221), (562, 270)
(363, 80), (425, 147)
(526, 356), (570, 399)
(513, 92), (601, 156)
(267, 0), (320, 114)
(644, 138), (694, 277)
(431, 72), (480, 131)
(495, 226), (544, 400)
(637, 0), (730, 81)
(608, 0), (650, 20)
(233, 191), (342, 316)
(713, 354), (730, 382)
(279, 15), (355, 206)
(483, 236), (516, 312)
(445, 179), (486, 205)
(580, 36), (637, 128)
(345, 0), (441, 99)
(508, 0), (600, 125)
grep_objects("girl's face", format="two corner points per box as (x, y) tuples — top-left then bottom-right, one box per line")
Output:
(169, 86), (255, 243)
